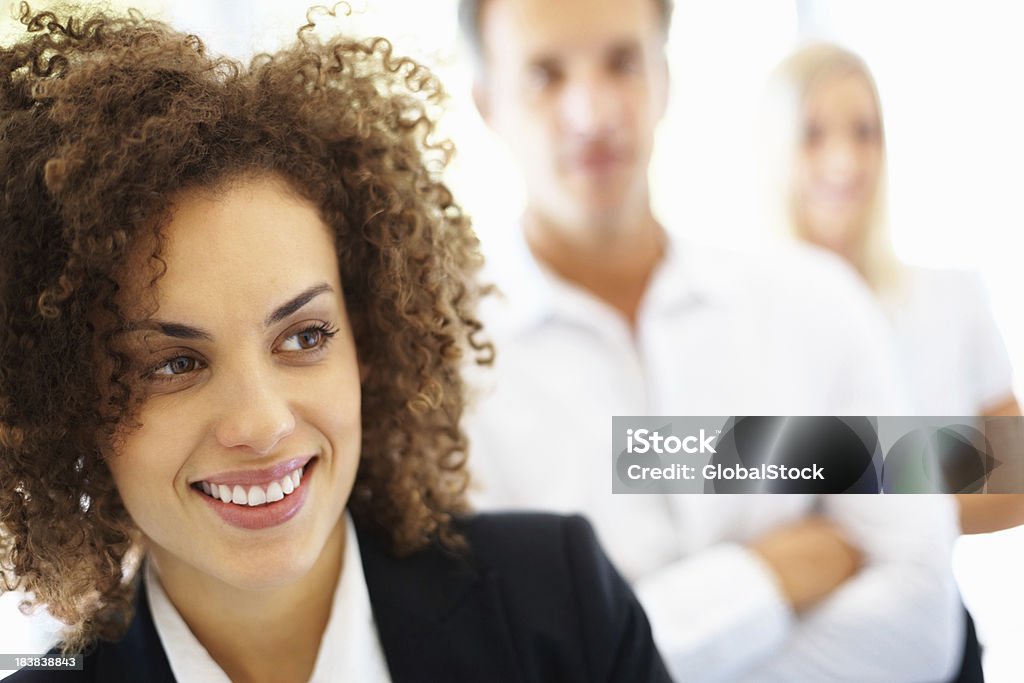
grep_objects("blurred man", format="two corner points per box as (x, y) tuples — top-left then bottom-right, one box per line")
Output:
(460, 0), (964, 680)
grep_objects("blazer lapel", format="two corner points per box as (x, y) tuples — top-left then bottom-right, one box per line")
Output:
(93, 578), (177, 683)
(356, 521), (526, 683)
(90, 526), (522, 683)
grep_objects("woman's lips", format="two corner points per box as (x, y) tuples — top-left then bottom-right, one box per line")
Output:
(195, 454), (314, 488)
(194, 458), (316, 530)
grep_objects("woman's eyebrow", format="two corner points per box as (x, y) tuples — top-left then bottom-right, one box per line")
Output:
(265, 282), (334, 327)
(124, 284), (334, 340)
(122, 319), (214, 341)
(152, 322), (214, 340)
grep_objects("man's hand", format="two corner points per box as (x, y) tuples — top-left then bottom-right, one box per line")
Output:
(750, 517), (862, 613)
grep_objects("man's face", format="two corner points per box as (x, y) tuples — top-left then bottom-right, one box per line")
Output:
(477, 0), (669, 230)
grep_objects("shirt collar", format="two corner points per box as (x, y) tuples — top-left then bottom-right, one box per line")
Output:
(480, 226), (737, 336)
(145, 512), (391, 683)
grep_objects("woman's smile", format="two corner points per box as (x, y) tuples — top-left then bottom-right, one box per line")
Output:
(191, 456), (317, 530)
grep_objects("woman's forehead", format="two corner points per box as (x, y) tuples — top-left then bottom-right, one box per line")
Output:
(805, 71), (878, 117)
(119, 176), (342, 322)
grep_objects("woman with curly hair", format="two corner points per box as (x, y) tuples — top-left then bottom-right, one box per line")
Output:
(0, 5), (669, 682)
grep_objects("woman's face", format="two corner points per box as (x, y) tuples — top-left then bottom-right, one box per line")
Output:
(106, 175), (361, 591)
(792, 71), (883, 254)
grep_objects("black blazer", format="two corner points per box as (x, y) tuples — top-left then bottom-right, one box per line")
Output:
(7, 513), (672, 682)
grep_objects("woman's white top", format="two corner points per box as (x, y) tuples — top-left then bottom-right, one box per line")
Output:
(145, 513), (392, 682)
(883, 266), (1015, 414)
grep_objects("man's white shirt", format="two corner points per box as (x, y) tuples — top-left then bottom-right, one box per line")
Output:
(465, 230), (962, 683)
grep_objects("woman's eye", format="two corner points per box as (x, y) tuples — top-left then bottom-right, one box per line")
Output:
(279, 325), (336, 352)
(855, 121), (879, 142)
(804, 123), (823, 147)
(152, 356), (200, 377)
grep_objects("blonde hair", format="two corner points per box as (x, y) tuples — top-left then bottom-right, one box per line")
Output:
(759, 42), (903, 294)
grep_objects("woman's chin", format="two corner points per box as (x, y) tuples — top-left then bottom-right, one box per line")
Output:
(206, 552), (322, 593)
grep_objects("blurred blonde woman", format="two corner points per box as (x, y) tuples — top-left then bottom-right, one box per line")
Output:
(761, 42), (1022, 535)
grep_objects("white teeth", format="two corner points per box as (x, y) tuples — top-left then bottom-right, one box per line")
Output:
(200, 462), (309, 507)
(247, 486), (267, 506)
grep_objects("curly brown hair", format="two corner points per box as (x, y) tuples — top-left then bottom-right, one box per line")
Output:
(0, 2), (492, 653)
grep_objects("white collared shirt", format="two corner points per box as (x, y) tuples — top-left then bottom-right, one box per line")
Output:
(883, 265), (1015, 414)
(145, 514), (391, 683)
(466, 230), (963, 683)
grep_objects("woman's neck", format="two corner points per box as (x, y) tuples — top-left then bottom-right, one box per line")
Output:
(148, 517), (346, 683)
(799, 224), (870, 278)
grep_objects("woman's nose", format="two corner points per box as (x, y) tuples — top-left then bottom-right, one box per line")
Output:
(819, 137), (866, 179)
(213, 369), (297, 455)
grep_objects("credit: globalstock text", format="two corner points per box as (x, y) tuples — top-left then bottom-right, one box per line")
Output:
(613, 416), (1024, 494)
(624, 428), (825, 481)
